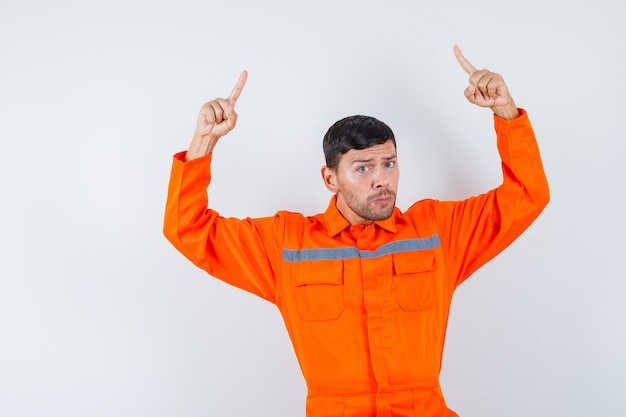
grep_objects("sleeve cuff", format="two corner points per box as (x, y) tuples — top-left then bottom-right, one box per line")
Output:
(173, 151), (213, 164)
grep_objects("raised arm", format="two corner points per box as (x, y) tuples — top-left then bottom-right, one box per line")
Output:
(454, 45), (519, 120)
(164, 70), (282, 301)
(185, 70), (248, 160)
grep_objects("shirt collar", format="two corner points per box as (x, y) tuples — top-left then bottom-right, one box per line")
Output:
(324, 194), (398, 236)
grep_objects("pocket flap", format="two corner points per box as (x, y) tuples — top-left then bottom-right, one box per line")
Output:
(393, 251), (436, 275)
(295, 260), (343, 286)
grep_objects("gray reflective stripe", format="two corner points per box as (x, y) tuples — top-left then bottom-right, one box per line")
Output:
(282, 235), (440, 262)
(283, 247), (360, 262)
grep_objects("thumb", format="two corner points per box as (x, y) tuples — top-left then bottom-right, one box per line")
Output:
(464, 84), (476, 103)
(225, 106), (238, 130)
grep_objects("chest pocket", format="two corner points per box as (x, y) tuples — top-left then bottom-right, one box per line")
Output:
(295, 260), (345, 321)
(392, 251), (438, 312)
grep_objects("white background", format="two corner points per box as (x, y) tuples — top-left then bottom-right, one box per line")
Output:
(1, 1), (624, 416)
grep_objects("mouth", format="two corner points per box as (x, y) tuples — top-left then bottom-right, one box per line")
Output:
(369, 191), (395, 205)
(373, 197), (394, 205)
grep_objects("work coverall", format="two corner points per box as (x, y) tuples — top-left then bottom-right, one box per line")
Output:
(163, 109), (549, 417)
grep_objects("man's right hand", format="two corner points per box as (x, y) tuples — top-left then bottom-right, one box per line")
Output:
(185, 70), (248, 161)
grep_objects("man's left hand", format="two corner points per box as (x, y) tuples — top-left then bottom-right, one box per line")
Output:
(454, 45), (519, 120)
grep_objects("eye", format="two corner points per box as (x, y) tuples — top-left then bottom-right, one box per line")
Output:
(357, 166), (370, 173)
(385, 161), (396, 168)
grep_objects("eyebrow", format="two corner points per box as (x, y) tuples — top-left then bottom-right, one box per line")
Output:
(350, 155), (397, 165)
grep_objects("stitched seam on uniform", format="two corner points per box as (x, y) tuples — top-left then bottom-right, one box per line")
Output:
(306, 384), (440, 397)
(282, 235), (440, 262)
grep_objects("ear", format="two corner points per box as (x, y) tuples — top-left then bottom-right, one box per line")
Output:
(321, 166), (339, 193)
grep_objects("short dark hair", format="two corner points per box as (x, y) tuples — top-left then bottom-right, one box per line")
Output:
(323, 115), (396, 170)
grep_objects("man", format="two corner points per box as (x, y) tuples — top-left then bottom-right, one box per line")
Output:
(163, 46), (549, 417)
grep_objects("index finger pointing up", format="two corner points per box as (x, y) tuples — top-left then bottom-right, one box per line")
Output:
(228, 70), (248, 106)
(453, 45), (477, 75)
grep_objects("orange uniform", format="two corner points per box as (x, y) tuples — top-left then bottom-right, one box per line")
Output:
(163, 109), (549, 417)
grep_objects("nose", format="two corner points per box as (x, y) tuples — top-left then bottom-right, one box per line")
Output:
(372, 167), (390, 189)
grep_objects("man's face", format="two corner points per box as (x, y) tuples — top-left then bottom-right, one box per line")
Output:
(323, 139), (399, 225)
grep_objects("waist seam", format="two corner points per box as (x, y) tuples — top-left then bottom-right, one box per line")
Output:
(307, 385), (439, 398)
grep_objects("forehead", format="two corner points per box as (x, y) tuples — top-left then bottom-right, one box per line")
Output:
(340, 140), (397, 164)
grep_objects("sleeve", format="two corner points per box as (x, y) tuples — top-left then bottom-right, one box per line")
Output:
(434, 109), (550, 286)
(163, 151), (282, 302)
